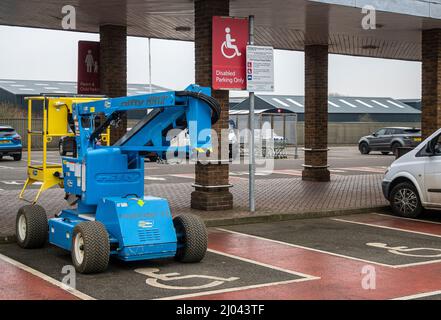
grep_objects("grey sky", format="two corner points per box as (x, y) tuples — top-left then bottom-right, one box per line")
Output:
(0, 25), (421, 99)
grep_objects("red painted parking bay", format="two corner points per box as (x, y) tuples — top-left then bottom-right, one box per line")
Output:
(0, 255), (77, 300)
(2, 213), (441, 300)
(197, 214), (441, 300)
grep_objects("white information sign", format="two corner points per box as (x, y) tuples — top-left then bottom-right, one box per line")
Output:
(246, 45), (274, 92)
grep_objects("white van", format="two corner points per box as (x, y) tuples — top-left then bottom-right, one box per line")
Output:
(383, 128), (441, 218)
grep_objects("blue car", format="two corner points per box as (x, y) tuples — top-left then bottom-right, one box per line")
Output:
(0, 125), (22, 161)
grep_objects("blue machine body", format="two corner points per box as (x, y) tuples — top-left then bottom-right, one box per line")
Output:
(48, 85), (214, 261)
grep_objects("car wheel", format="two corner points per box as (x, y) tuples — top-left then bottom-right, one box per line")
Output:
(13, 153), (22, 161)
(392, 142), (402, 157)
(381, 152), (390, 155)
(359, 142), (370, 155)
(0, 155), (2, 161)
(390, 182), (422, 218)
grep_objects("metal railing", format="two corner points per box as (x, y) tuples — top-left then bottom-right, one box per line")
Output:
(0, 118), (60, 149)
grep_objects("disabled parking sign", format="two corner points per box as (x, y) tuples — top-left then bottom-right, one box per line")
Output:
(212, 16), (248, 90)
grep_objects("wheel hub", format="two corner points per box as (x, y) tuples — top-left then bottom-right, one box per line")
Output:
(394, 188), (417, 213)
(18, 215), (26, 241)
(74, 234), (85, 265)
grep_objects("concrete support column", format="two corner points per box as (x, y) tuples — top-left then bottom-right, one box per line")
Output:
(99, 24), (127, 144)
(302, 45), (330, 182)
(191, 0), (233, 211)
(422, 29), (441, 139)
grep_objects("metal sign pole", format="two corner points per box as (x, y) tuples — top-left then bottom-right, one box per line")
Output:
(148, 38), (152, 93)
(294, 114), (299, 159)
(248, 15), (255, 212)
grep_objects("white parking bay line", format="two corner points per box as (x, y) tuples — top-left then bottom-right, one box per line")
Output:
(208, 248), (318, 279)
(0, 181), (24, 185)
(272, 169), (302, 176)
(392, 290), (441, 300)
(157, 278), (312, 300)
(330, 218), (441, 267)
(0, 180), (41, 186)
(157, 248), (318, 300)
(332, 218), (441, 239)
(216, 228), (396, 269)
(329, 169), (346, 173)
(241, 171), (275, 176)
(338, 166), (386, 174)
(168, 173), (194, 179)
(0, 165), (14, 169)
(144, 176), (166, 181)
(231, 170), (303, 177)
(373, 213), (441, 226)
(0, 253), (94, 300)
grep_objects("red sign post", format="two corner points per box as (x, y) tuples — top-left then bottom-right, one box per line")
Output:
(212, 16), (248, 90)
(77, 41), (100, 94)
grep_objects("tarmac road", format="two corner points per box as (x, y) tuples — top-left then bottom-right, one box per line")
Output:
(0, 146), (394, 190)
(2, 211), (441, 300)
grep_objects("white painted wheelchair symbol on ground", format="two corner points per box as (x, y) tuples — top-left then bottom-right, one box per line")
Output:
(134, 268), (239, 290)
(367, 242), (441, 258)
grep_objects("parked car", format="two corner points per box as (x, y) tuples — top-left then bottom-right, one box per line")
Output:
(0, 125), (22, 161)
(383, 127), (441, 218)
(358, 127), (421, 155)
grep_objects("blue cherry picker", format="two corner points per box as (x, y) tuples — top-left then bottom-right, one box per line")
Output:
(16, 85), (220, 273)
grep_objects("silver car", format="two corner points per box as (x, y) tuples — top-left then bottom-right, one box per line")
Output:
(358, 127), (422, 155)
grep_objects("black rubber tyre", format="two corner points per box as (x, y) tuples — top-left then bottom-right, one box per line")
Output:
(390, 182), (423, 218)
(16, 205), (48, 249)
(381, 152), (390, 155)
(359, 142), (370, 155)
(71, 221), (110, 274)
(173, 214), (208, 263)
(13, 153), (22, 161)
(392, 142), (402, 157)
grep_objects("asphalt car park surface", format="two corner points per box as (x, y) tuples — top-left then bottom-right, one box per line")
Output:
(0, 245), (304, 300)
(3, 146), (438, 300)
(224, 214), (441, 267)
(2, 211), (441, 300)
(0, 147), (395, 190)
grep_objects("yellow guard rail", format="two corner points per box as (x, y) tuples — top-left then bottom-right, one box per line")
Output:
(20, 96), (108, 203)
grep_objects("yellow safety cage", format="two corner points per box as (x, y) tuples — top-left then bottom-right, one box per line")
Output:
(20, 96), (110, 203)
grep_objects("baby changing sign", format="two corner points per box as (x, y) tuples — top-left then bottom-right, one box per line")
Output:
(212, 16), (248, 90)
(78, 41), (100, 94)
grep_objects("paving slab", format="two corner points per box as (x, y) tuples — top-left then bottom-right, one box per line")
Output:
(0, 174), (388, 238)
